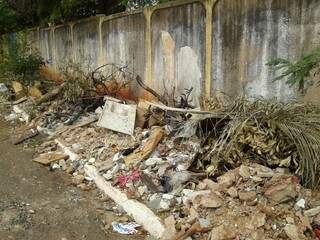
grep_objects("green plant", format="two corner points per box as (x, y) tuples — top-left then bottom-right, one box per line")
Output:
(59, 61), (94, 103)
(0, 34), (45, 86)
(267, 49), (320, 94)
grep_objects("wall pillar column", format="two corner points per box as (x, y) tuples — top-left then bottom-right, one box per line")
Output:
(204, 0), (216, 98)
(143, 7), (154, 88)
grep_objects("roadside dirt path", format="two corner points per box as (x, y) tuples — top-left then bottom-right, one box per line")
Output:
(0, 120), (141, 240)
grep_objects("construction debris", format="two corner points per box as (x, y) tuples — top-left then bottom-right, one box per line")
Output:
(98, 99), (136, 135)
(33, 152), (69, 165)
(13, 128), (38, 145)
(4, 69), (320, 240)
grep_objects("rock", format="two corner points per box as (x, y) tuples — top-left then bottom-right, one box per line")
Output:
(199, 218), (211, 228)
(238, 191), (256, 202)
(138, 186), (148, 196)
(88, 157), (96, 164)
(162, 215), (176, 239)
(252, 176), (263, 183)
(145, 157), (164, 166)
(28, 209), (35, 214)
(253, 164), (274, 178)
(239, 165), (251, 179)
(226, 187), (238, 198)
(283, 224), (304, 240)
(169, 171), (191, 190)
(147, 197), (161, 210)
(295, 199), (306, 209)
(182, 190), (211, 205)
(246, 212), (266, 229)
(59, 160), (67, 170)
(188, 207), (199, 221)
(202, 179), (221, 192)
(210, 225), (236, 240)
(217, 169), (238, 189)
(162, 194), (174, 200)
(72, 175), (85, 185)
(264, 177), (297, 204)
(286, 217), (295, 224)
(313, 213), (320, 225)
(71, 143), (83, 153)
(195, 193), (223, 208)
(159, 199), (171, 210)
(304, 206), (320, 217)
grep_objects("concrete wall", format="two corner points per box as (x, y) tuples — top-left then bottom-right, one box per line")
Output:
(25, 0), (320, 103)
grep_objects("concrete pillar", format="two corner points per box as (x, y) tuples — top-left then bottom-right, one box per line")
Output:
(204, 0), (216, 98)
(143, 7), (154, 87)
(98, 16), (104, 67)
(69, 22), (75, 63)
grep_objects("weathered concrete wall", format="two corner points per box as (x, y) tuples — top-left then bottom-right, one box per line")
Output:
(212, 0), (320, 101)
(54, 26), (73, 67)
(25, 0), (320, 103)
(101, 13), (146, 92)
(73, 18), (100, 70)
(151, 2), (205, 106)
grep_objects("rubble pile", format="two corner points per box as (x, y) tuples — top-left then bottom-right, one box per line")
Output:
(2, 68), (320, 239)
(32, 110), (320, 240)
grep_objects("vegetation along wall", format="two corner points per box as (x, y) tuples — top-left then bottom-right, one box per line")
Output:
(23, 0), (320, 104)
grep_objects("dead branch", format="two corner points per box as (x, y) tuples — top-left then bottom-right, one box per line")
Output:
(136, 75), (168, 105)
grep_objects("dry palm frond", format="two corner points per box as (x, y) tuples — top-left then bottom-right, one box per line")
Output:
(204, 98), (320, 188)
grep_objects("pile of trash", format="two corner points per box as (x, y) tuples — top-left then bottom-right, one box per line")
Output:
(2, 65), (320, 239)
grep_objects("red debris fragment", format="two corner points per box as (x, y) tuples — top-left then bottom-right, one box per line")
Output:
(118, 170), (141, 188)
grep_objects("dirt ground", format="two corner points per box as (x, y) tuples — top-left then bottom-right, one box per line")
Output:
(0, 120), (143, 240)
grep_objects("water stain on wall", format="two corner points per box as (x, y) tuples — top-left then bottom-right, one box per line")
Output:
(212, 0), (320, 101)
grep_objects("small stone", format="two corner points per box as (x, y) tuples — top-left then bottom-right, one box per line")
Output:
(284, 224), (302, 240)
(246, 212), (266, 229)
(313, 213), (320, 225)
(147, 197), (161, 210)
(138, 186), (148, 196)
(72, 175), (85, 185)
(202, 179), (221, 192)
(71, 143), (83, 153)
(103, 172), (113, 180)
(199, 218), (211, 228)
(253, 164), (274, 178)
(176, 197), (182, 205)
(162, 194), (174, 200)
(217, 169), (238, 189)
(227, 187), (238, 198)
(295, 199), (306, 209)
(159, 199), (171, 210)
(304, 206), (320, 217)
(195, 193), (223, 208)
(145, 157), (163, 166)
(286, 216), (295, 224)
(88, 157), (95, 164)
(264, 177), (297, 204)
(210, 225), (236, 240)
(252, 176), (264, 183)
(59, 160), (67, 170)
(239, 165), (251, 179)
(238, 191), (257, 202)
(28, 209), (35, 214)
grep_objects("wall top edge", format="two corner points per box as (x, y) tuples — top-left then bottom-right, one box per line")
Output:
(24, 0), (204, 33)
(150, 0), (202, 11)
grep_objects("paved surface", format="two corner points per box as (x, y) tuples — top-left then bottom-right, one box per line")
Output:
(0, 120), (142, 240)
